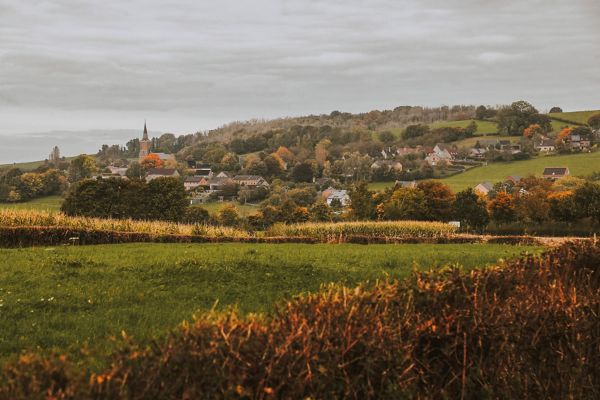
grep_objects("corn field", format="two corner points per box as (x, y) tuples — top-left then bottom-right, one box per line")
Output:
(0, 209), (249, 238)
(269, 220), (457, 241)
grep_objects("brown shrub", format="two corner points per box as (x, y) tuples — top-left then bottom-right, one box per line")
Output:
(1, 241), (599, 399)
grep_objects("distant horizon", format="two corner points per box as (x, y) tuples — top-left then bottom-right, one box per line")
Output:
(1, 101), (598, 165)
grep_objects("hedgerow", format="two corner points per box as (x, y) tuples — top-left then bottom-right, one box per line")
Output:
(1, 241), (598, 399)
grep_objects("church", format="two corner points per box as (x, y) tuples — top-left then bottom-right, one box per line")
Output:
(139, 122), (176, 162)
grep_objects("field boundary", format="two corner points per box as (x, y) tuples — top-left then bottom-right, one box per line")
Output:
(0, 226), (569, 247)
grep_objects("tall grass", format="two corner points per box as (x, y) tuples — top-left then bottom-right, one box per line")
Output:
(0, 209), (249, 238)
(269, 220), (457, 242)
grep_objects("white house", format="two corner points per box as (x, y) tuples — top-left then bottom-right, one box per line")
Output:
(536, 138), (555, 152)
(474, 182), (493, 196)
(326, 189), (350, 207)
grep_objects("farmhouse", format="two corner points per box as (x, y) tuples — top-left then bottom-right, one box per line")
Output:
(474, 182), (493, 196)
(146, 168), (180, 182)
(232, 175), (269, 188)
(543, 167), (570, 180)
(425, 143), (456, 166)
(184, 176), (208, 191)
(536, 138), (555, 152)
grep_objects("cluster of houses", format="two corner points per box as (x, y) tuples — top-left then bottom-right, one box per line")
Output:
(474, 167), (571, 196)
(534, 133), (592, 153)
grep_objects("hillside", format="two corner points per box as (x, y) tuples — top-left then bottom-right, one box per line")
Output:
(442, 151), (600, 191)
(549, 110), (600, 125)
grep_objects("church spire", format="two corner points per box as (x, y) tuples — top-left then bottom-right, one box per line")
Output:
(143, 120), (149, 141)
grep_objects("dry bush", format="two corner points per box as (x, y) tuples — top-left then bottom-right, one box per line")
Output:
(1, 241), (599, 399)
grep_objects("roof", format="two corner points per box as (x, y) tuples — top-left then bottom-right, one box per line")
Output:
(435, 143), (454, 152)
(327, 189), (348, 198)
(233, 175), (265, 181)
(538, 138), (555, 147)
(195, 169), (212, 176)
(184, 176), (204, 183)
(147, 168), (178, 176)
(543, 167), (569, 176)
(476, 182), (493, 191)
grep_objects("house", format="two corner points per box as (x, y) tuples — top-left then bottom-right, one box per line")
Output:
(205, 177), (232, 192)
(469, 148), (487, 159)
(425, 143), (456, 166)
(536, 138), (555, 152)
(474, 182), (493, 196)
(543, 167), (570, 180)
(370, 160), (403, 172)
(394, 180), (417, 189)
(506, 176), (521, 184)
(194, 163), (214, 179)
(232, 175), (269, 188)
(326, 189), (350, 207)
(146, 168), (180, 182)
(216, 171), (230, 178)
(184, 176), (205, 191)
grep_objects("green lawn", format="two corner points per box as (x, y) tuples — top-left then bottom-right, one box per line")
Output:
(200, 201), (260, 216)
(548, 110), (599, 125)
(0, 243), (540, 362)
(0, 195), (63, 212)
(442, 151), (600, 191)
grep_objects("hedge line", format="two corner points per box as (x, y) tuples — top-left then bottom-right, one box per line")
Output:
(0, 227), (545, 247)
(1, 241), (598, 399)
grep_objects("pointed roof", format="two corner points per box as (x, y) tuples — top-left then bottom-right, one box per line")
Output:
(142, 121), (149, 141)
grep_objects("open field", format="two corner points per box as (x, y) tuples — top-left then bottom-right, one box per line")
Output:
(199, 200), (260, 216)
(548, 109), (599, 125)
(0, 195), (63, 212)
(442, 151), (600, 191)
(0, 242), (540, 362)
(430, 118), (498, 134)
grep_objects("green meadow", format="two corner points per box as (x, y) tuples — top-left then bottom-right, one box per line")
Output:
(0, 195), (63, 212)
(0, 242), (540, 362)
(441, 151), (600, 191)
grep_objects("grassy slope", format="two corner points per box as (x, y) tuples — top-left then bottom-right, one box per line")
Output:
(0, 195), (63, 212)
(0, 243), (539, 361)
(548, 110), (599, 125)
(389, 119), (498, 138)
(442, 151), (600, 191)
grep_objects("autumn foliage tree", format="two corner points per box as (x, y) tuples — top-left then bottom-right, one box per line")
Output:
(453, 189), (489, 231)
(488, 192), (516, 224)
(523, 124), (544, 138)
(140, 153), (164, 170)
(417, 180), (455, 221)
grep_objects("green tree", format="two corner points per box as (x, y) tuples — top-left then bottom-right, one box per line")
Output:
(417, 180), (455, 221)
(403, 124), (430, 139)
(453, 189), (489, 231)
(144, 177), (188, 222)
(587, 113), (600, 130)
(497, 101), (551, 136)
(183, 205), (210, 224)
(309, 201), (332, 222)
(549, 106), (563, 113)
(126, 162), (144, 179)
(218, 204), (241, 226)
(378, 131), (395, 143)
(574, 182), (600, 223)
(68, 155), (97, 183)
(291, 161), (314, 183)
(382, 187), (427, 220)
(349, 182), (375, 220)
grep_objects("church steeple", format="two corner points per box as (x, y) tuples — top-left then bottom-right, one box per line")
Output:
(143, 120), (149, 141)
(139, 120), (151, 160)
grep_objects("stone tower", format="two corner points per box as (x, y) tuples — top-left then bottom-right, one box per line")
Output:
(139, 121), (151, 160)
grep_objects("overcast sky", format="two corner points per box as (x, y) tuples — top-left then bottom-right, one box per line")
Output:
(0, 0), (599, 162)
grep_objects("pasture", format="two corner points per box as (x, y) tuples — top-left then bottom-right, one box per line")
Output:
(442, 150), (600, 191)
(0, 195), (63, 212)
(0, 242), (540, 362)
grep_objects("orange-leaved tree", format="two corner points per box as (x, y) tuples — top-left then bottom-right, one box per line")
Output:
(141, 153), (164, 170)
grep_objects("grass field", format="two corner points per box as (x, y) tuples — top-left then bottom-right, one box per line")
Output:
(0, 195), (63, 212)
(200, 201), (260, 216)
(442, 151), (600, 191)
(0, 242), (540, 362)
(430, 119), (498, 134)
(548, 110), (599, 125)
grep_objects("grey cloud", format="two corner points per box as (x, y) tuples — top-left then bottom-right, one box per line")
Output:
(0, 0), (599, 162)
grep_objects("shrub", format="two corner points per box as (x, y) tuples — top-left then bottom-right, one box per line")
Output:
(1, 241), (599, 398)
